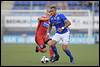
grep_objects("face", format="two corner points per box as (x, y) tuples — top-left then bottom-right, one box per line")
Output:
(49, 8), (56, 16)
(45, 9), (51, 16)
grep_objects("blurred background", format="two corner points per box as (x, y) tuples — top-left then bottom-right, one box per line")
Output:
(1, 1), (99, 66)
(1, 1), (99, 44)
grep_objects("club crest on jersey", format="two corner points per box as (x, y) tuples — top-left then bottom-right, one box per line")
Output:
(43, 22), (49, 28)
(57, 17), (60, 20)
(51, 18), (53, 21)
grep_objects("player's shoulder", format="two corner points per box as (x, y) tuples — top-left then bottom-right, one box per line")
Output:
(57, 13), (64, 16)
(41, 15), (47, 18)
(50, 15), (53, 18)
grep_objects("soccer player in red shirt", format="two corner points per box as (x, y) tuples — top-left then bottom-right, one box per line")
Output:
(35, 9), (55, 60)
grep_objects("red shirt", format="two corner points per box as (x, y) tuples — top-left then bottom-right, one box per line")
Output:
(35, 16), (49, 36)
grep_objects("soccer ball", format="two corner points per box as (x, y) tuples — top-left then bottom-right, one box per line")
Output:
(41, 56), (49, 64)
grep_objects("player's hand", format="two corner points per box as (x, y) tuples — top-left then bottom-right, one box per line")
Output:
(58, 28), (63, 32)
(58, 27), (65, 32)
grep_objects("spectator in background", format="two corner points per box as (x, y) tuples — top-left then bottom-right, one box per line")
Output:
(46, 1), (68, 10)
(46, 1), (56, 8)
(56, 1), (68, 10)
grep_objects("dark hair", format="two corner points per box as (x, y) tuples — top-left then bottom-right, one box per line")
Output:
(49, 5), (56, 9)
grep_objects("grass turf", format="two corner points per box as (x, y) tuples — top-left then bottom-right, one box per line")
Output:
(1, 44), (99, 66)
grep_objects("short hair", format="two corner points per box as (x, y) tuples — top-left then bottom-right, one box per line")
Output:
(49, 5), (57, 9)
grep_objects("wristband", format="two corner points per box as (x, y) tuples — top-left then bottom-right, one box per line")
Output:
(61, 27), (65, 29)
(47, 33), (50, 35)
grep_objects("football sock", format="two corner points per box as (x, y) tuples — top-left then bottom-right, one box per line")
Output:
(65, 48), (74, 60)
(51, 45), (58, 56)
(49, 47), (54, 58)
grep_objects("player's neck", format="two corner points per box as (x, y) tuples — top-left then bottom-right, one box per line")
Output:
(53, 13), (56, 17)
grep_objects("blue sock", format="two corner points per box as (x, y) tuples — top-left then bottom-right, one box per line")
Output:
(65, 48), (74, 62)
(51, 45), (58, 56)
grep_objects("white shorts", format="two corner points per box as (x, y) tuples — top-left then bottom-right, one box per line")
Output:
(52, 31), (70, 45)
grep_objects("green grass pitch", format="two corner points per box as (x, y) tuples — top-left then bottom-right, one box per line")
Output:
(1, 43), (99, 66)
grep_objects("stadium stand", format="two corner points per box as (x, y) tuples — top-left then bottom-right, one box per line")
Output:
(11, 1), (99, 15)
(1, 1), (14, 10)
(12, 1), (31, 10)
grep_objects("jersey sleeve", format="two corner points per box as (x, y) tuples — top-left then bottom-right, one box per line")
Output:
(50, 17), (53, 26)
(60, 14), (67, 21)
(42, 15), (47, 18)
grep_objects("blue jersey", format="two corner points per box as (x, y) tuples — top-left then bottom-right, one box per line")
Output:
(50, 13), (70, 34)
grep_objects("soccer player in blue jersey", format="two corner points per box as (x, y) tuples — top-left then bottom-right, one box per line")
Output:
(35, 9), (59, 62)
(47, 5), (75, 64)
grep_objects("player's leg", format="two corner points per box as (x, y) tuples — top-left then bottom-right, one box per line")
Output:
(45, 38), (58, 62)
(62, 45), (74, 64)
(49, 46), (54, 61)
(35, 36), (47, 53)
(61, 32), (74, 64)
(47, 33), (60, 62)
(48, 40), (59, 62)
(36, 45), (47, 53)
(44, 39), (55, 61)
(48, 40), (58, 55)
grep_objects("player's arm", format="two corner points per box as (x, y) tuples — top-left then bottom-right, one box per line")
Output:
(47, 18), (53, 35)
(62, 14), (71, 28)
(47, 24), (52, 34)
(64, 20), (71, 28)
(58, 20), (71, 32)
(58, 14), (71, 32)
(38, 17), (50, 21)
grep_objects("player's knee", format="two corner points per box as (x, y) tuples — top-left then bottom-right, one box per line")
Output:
(62, 44), (68, 51)
(40, 48), (47, 53)
(48, 40), (57, 46)
(39, 45), (47, 53)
